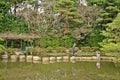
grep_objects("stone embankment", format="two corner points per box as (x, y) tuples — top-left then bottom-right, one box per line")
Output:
(1, 54), (116, 63)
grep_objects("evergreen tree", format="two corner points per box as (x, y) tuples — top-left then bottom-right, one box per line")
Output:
(99, 13), (120, 52)
(96, 0), (119, 28)
(54, 0), (82, 36)
(86, 0), (120, 47)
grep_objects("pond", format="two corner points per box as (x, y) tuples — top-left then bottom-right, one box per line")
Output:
(0, 61), (120, 80)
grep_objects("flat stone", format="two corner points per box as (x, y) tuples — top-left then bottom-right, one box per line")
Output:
(56, 57), (62, 60)
(11, 55), (18, 60)
(33, 56), (41, 61)
(42, 57), (49, 62)
(1, 55), (8, 59)
(26, 55), (33, 61)
(50, 57), (56, 61)
(63, 56), (69, 60)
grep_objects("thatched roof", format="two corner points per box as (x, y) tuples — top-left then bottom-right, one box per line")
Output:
(0, 32), (41, 39)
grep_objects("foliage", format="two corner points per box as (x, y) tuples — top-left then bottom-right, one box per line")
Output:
(86, 0), (120, 49)
(77, 1), (100, 47)
(54, 0), (81, 24)
(105, 52), (120, 57)
(0, 0), (28, 33)
(83, 28), (104, 47)
(0, 38), (5, 51)
(96, 0), (120, 28)
(80, 46), (99, 52)
(0, 0), (120, 52)
(54, 0), (82, 36)
(100, 13), (120, 52)
(37, 35), (76, 48)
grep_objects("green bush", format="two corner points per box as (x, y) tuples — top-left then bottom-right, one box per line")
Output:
(100, 43), (120, 52)
(0, 38), (5, 51)
(55, 47), (67, 53)
(46, 47), (54, 53)
(6, 48), (15, 55)
(91, 47), (99, 52)
(0, 50), (6, 58)
(36, 35), (76, 48)
(80, 46), (99, 52)
(80, 46), (91, 52)
(26, 47), (43, 56)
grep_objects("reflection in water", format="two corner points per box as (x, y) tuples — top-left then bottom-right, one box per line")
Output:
(72, 61), (76, 75)
(96, 60), (101, 69)
(25, 77), (30, 80)
(1, 60), (120, 80)
(2, 59), (8, 62)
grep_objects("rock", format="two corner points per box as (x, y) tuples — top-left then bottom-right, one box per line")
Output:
(56, 57), (62, 60)
(26, 55), (33, 62)
(92, 56), (98, 60)
(63, 56), (69, 60)
(1, 55), (8, 59)
(33, 56), (41, 61)
(50, 57), (56, 61)
(42, 57), (49, 64)
(70, 56), (76, 62)
(19, 55), (25, 59)
(15, 51), (24, 55)
(70, 56), (76, 61)
(56, 57), (62, 62)
(10, 55), (18, 60)
(19, 55), (25, 62)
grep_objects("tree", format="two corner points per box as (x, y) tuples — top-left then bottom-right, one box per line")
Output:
(0, 0), (28, 33)
(54, 0), (82, 37)
(15, 0), (58, 35)
(76, 0), (101, 47)
(99, 13), (120, 52)
(84, 0), (120, 47)
(96, 0), (119, 28)
(0, 0), (10, 32)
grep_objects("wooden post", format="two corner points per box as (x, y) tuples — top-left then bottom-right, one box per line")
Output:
(21, 39), (22, 50)
(5, 39), (8, 49)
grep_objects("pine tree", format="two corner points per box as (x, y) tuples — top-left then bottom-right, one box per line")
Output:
(86, 0), (120, 47)
(97, 0), (119, 28)
(54, 0), (82, 36)
(99, 13), (120, 52)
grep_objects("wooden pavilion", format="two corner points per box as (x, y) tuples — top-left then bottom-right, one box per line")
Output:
(0, 32), (41, 50)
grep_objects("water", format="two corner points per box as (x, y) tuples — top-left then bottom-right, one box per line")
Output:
(0, 61), (120, 80)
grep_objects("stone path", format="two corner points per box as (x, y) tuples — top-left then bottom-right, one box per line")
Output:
(1, 55), (116, 63)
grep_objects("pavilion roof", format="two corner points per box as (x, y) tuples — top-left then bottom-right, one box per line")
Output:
(0, 32), (41, 39)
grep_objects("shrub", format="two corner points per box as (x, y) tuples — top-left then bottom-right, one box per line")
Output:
(0, 50), (6, 58)
(100, 43), (120, 52)
(0, 38), (5, 51)
(55, 47), (67, 53)
(91, 47), (99, 52)
(80, 46), (91, 52)
(80, 47), (99, 52)
(6, 48), (15, 55)
(26, 47), (42, 56)
(46, 47), (54, 53)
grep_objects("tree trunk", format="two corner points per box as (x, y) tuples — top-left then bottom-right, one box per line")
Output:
(64, 23), (67, 36)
